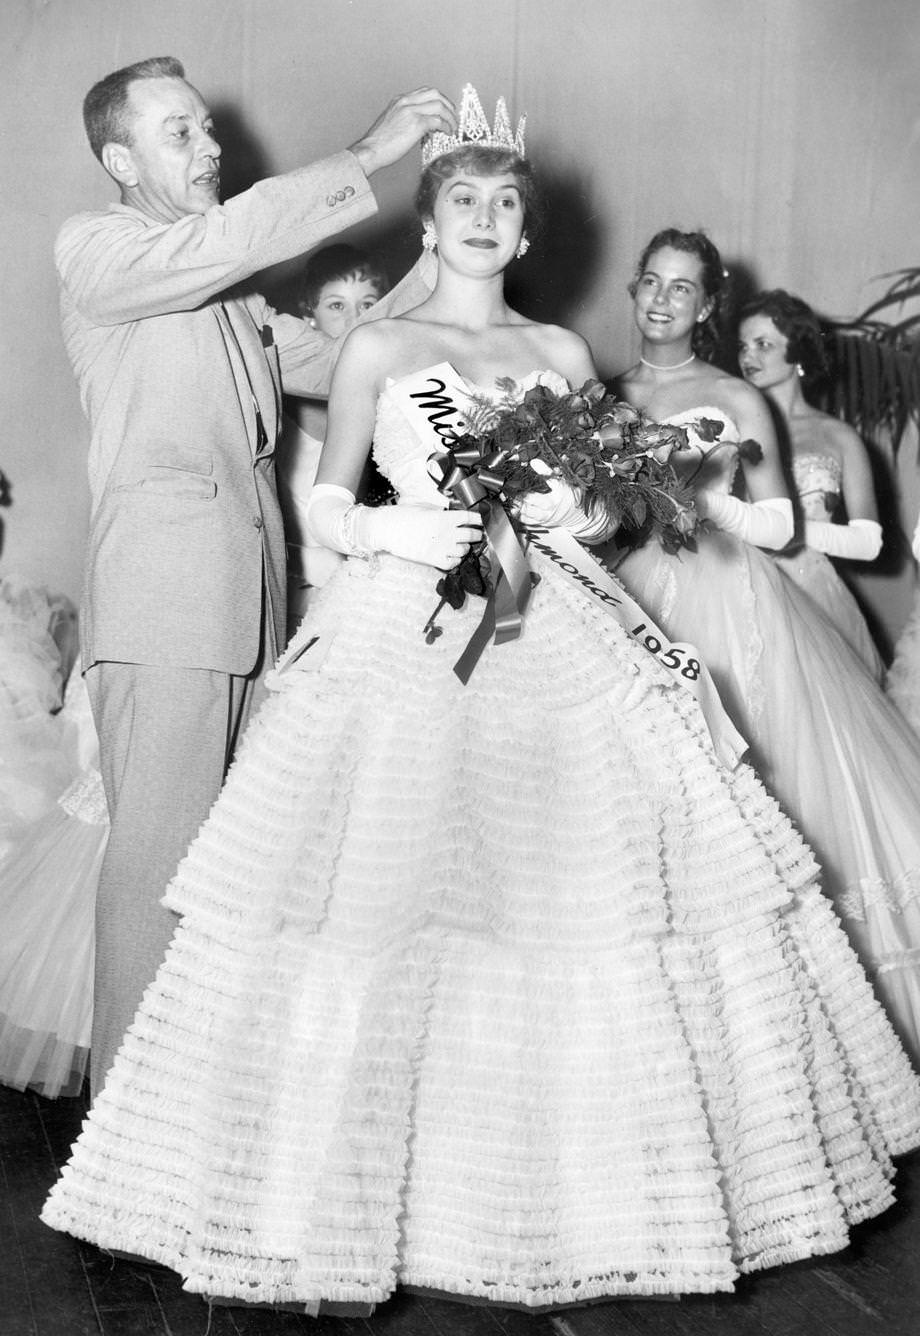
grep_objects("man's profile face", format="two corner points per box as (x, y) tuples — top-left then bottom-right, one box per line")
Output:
(118, 76), (221, 222)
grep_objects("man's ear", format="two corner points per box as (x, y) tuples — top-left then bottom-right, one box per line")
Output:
(101, 141), (139, 189)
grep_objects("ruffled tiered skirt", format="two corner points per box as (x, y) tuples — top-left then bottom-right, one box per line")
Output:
(618, 530), (920, 1065)
(42, 549), (920, 1308)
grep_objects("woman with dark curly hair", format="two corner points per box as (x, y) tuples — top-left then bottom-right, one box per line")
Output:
(738, 289), (883, 676)
(608, 228), (920, 1064)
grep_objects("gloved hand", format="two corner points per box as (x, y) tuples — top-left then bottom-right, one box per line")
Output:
(301, 542), (345, 587)
(306, 483), (483, 569)
(517, 478), (618, 545)
(805, 518), (882, 561)
(353, 502), (483, 568)
(696, 490), (793, 550)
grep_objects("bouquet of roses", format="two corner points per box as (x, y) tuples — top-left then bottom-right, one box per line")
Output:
(424, 377), (700, 639)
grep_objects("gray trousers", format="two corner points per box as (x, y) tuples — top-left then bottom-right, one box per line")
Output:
(86, 653), (269, 1096)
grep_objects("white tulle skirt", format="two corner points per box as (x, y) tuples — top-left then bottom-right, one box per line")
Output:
(42, 550), (920, 1308)
(0, 579), (105, 1099)
(888, 580), (920, 735)
(0, 768), (105, 1097)
(774, 547), (883, 680)
(617, 530), (920, 1065)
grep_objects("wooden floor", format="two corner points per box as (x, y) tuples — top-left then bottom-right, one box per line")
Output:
(3, 1082), (920, 1336)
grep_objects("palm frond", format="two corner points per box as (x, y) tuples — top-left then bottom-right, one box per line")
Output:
(822, 265), (920, 453)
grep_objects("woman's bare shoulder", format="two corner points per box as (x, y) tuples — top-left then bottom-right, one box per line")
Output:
(813, 410), (865, 455)
(526, 323), (596, 382)
(710, 367), (760, 410)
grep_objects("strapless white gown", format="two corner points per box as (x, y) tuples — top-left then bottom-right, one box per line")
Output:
(774, 452), (883, 678)
(42, 371), (920, 1310)
(616, 410), (920, 1065)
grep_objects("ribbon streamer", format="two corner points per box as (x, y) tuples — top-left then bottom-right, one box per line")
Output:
(429, 439), (534, 683)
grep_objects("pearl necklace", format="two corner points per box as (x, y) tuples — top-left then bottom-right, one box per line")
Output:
(640, 353), (696, 371)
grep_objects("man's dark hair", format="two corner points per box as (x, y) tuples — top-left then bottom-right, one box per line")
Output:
(83, 56), (186, 162)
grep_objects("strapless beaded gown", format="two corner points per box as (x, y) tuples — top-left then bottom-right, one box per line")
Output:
(774, 453), (883, 678)
(42, 371), (920, 1311)
(615, 410), (920, 1064)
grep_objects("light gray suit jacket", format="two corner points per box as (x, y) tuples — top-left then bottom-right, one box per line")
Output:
(56, 149), (421, 675)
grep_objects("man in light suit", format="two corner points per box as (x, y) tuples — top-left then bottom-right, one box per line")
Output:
(59, 55), (455, 1093)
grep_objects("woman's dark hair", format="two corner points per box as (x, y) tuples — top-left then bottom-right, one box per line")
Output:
(739, 289), (829, 383)
(414, 144), (544, 242)
(299, 244), (389, 315)
(83, 56), (186, 162)
(630, 227), (727, 361)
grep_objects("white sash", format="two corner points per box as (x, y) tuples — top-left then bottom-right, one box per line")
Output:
(388, 362), (475, 451)
(391, 364), (748, 769)
(527, 529), (747, 769)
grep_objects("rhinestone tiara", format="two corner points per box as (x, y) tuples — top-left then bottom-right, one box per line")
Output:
(421, 83), (526, 167)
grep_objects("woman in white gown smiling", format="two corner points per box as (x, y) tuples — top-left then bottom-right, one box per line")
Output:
(611, 228), (920, 1064)
(43, 99), (920, 1314)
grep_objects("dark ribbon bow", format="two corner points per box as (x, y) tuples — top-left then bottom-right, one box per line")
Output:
(430, 439), (535, 683)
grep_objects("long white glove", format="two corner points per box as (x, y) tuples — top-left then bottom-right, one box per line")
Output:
(804, 518), (882, 561)
(696, 491), (793, 550)
(305, 483), (483, 569)
(516, 479), (618, 545)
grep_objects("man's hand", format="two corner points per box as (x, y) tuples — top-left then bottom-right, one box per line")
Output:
(349, 88), (456, 177)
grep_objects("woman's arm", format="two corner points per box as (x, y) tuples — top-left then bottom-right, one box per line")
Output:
(693, 380), (793, 550)
(307, 323), (483, 568)
(837, 422), (880, 523)
(314, 324), (385, 492)
(733, 382), (788, 502)
(802, 418), (881, 560)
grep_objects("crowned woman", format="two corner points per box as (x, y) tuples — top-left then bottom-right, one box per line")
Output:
(43, 86), (920, 1314)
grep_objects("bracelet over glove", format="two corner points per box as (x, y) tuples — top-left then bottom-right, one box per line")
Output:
(305, 483), (483, 570)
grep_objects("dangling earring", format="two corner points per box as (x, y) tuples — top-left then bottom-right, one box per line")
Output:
(516, 235), (530, 259)
(796, 363), (805, 378)
(422, 221), (438, 252)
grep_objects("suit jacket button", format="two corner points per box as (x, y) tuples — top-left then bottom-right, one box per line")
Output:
(344, 185), (355, 197)
(326, 194), (335, 206)
(252, 515), (264, 530)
